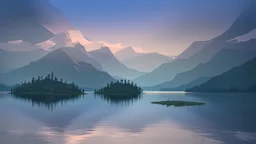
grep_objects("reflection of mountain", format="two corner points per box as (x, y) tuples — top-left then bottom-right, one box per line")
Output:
(90, 47), (145, 79)
(135, 4), (256, 86)
(188, 57), (256, 92)
(0, 49), (48, 73)
(0, 0), (72, 43)
(0, 48), (114, 88)
(122, 52), (172, 72)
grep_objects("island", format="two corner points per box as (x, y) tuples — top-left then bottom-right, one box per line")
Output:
(151, 100), (205, 107)
(94, 80), (143, 96)
(11, 72), (85, 96)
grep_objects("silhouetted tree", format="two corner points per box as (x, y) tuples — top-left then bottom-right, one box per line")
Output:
(51, 72), (54, 80)
(32, 77), (35, 83)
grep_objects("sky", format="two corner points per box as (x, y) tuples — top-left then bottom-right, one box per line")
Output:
(49, 0), (250, 56)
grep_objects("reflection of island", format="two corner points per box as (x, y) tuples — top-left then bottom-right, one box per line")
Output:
(95, 93), (142, 106)
(11, 72), (85, 96)
(94, 80), (143, 105)
(11, 94), (85, 110)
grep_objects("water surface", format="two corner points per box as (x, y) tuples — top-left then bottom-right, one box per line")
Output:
(0, 91), (256, 144)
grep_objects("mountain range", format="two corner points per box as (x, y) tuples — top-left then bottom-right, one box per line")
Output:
(135, 4), (256, 87)
(122, 52), (172, 72)
(0, 49), (48, 73)
(115, 46), (173, 72)
(90, 47), (145, 79)
(188, 56), (256, 92)
(0, 47), (114, 88)
(115, 46), (144, 61)
(151, 39), (256, 90)
(1, 0), (256, 93)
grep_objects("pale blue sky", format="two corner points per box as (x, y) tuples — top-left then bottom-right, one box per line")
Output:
(50, 0), (250, 55)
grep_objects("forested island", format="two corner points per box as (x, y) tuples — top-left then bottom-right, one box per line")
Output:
(11, 73), (85, 96)
(94, 80), (143, 96)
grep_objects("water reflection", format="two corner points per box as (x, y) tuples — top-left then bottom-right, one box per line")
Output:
(94, 94), (142, 106)
(0, 92), (256, 144)
(11, 94), (85, 111)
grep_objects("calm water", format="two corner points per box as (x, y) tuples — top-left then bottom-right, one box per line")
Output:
(0, 91), (256, 144)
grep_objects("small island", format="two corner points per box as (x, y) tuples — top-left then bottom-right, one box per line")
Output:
(11, 72), (85, 96)
(94, 80), (143, 96)
(151, 100), (205, 107)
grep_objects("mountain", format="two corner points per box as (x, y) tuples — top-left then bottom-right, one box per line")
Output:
(187, 3), (256, 64)
(90, 47), (146, 79)
(122, 52), (172, 72)
(177, 40), (212, 59)
(58, 43), (102, 71)
(135, 4), (256, 86)
(0, 48), (114, 88)
(115, 46), (144, 61)
(152, 39), (256, 90)
(0, 49), (48, 73)
(188, 57), (256, 92)
(0, 0), (72, 44)
(134, 58), (198, 86)
(160, 77), (211, 91)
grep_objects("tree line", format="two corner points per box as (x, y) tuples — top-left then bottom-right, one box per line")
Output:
(95, 80), (143, 96)
(11, 72), (84, 95)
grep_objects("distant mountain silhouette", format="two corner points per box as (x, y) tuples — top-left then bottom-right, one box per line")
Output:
(135, 4), (256, 86)
(0, 48), (114, 88)
(0, 49), (48, 73)
(215, 4), (256, 42)
(60, 43), (102, 71)
(177, 40), (212, 59)
(134, 58), (198, 86)
(90, 47), (145, 79)
(115, 46), (144, 61)
(122, 52), (172, 72)
(0, 0), (72, 43)
(188, 57), (256, 92)
(152, 39), (256, 90)
(161, 77), (211, 91)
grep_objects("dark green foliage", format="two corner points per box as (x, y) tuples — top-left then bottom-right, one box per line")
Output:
(94, 80), (143, 96)
(11, 73), (84, 96)
(151, 101), (205, 107)
(0, 84), (10, 91)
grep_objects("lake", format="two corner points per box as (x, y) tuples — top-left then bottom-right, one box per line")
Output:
(0, 91), (256, 144)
